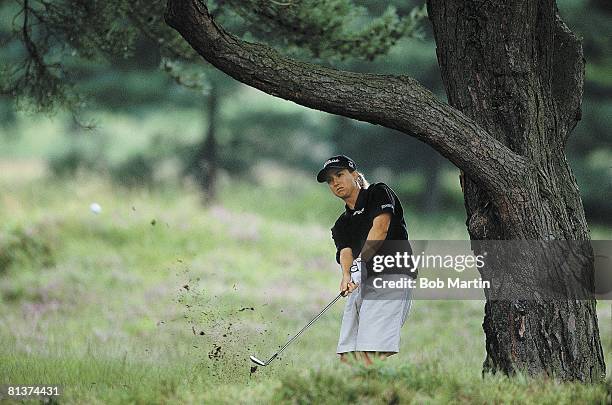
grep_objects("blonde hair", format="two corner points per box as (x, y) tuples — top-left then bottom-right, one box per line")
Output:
(355, 171), (369, 189)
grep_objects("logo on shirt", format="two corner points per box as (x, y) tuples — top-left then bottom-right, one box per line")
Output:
(381, 204), (394, 210)
(353, 208), (365, 216)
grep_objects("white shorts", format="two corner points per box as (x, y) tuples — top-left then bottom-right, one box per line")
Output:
(337, 271), (412, 354)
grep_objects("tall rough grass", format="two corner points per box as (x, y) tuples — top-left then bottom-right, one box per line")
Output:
(0, 172), (610, 404)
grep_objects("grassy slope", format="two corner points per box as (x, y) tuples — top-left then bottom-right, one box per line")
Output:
(0, 170), (610, 404)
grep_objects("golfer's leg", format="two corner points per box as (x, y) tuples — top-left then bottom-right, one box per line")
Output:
(339, 352), (358, 363)
(371, 351), (394, 360)
(356, 351), (393, 366)
(361, 351), (374, 366)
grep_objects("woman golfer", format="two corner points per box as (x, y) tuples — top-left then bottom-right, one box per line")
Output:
(317, 155), (414, 365)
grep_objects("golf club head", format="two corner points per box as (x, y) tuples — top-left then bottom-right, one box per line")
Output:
(249, 355), (267, 366)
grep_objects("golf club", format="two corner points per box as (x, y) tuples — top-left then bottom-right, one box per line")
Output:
(249, 291), (344, 366)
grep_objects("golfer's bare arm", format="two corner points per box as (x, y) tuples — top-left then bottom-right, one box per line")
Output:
(339, 248), (354, 279)
(338, 248), (356, 295)
(360, 213), (391, 261)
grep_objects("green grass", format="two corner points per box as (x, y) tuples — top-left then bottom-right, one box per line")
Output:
(0, 165), (610, 404)
(273, 362), (610, 405)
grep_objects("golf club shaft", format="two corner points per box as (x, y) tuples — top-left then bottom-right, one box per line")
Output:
(273, 292), (343, 360)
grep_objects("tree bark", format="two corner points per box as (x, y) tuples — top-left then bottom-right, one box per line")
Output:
(427, 0), (604, 381)
(164, 0), (606, 382)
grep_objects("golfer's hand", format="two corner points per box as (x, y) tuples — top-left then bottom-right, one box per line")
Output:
(340, 274), (358, 297)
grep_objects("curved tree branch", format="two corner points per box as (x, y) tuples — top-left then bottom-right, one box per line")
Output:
(165, 0), (530, 195)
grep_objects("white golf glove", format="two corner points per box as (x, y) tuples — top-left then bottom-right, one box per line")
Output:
(350, 257), (362, 273)
(350, 257), (362, 284)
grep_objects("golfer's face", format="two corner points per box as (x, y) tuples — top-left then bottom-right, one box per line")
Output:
(326, 169), (356, 199)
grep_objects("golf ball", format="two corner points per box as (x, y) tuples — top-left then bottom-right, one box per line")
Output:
(90, 202), (102, 214)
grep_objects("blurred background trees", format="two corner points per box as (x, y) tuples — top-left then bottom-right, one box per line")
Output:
(558, 0), (612, 225)
(0, 0), (609, 224)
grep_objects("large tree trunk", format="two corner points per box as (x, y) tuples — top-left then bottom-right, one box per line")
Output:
(428, 1), (605, 381)
(164, 0), (606, 382)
